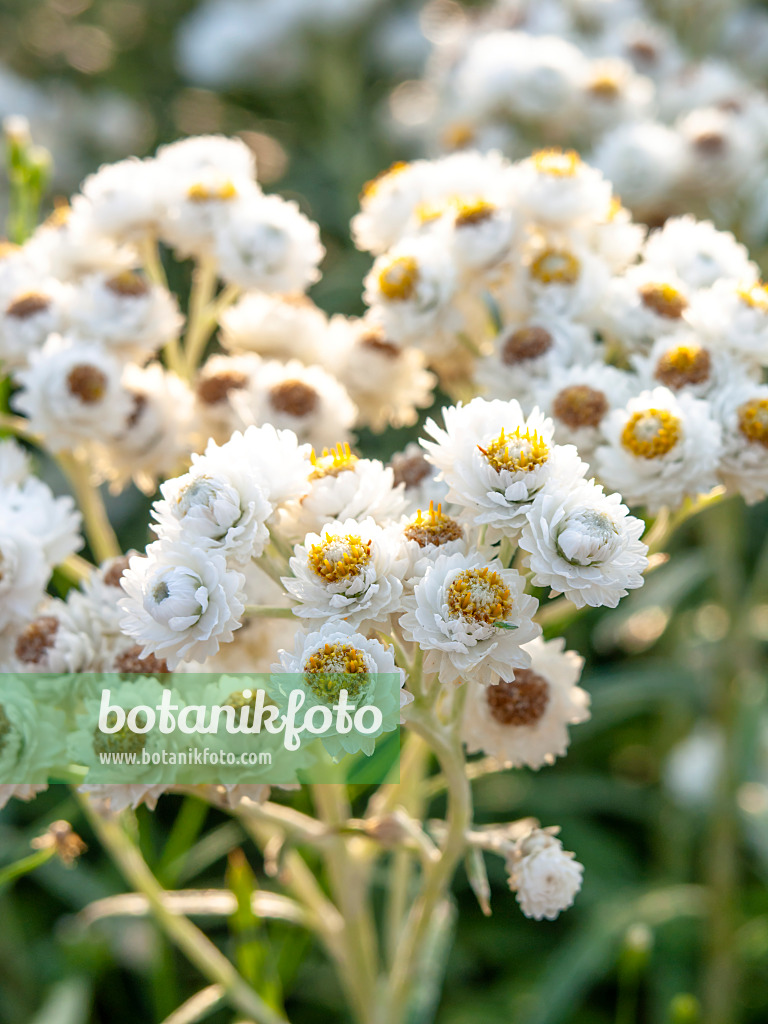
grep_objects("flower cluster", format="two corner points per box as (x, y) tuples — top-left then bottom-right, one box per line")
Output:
(395, 0), (768, 241)
(357, 147), (768, 512)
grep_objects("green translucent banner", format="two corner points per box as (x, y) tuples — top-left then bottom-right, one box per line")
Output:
(0, 672), (402, 785)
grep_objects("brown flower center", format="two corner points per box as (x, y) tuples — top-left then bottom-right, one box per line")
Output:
(6, 292), (51, 319)
(391, 451), (431, 489)
(501, 326), (553, 365)
(553, 385), (608, 429)
(486, 670), (550, 726)
(102, 556), (131, 588)
(269, 380), (319, 418)
(403, 501), (463, 548)
(15, 616), (59, 665)
(197, 370), (248, 405)
(693, 131), (726, 156)
(106, 270), (150, 297)
(67, 365), (108, 404)
(114, 645), (169, 674)
(638, 282), (688, 319)
(360, 333), (400, 358)
(654, 344), (711, 389)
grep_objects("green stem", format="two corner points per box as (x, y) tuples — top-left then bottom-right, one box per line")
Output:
(57, 452), (121, 563)
(243, 605), (296, 619)
(77, 797), (289, 1024)
(183, 259), (218, 380)
(0, 846), (56, 890)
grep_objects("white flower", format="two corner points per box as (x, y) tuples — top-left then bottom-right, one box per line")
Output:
(461, 636), (588, 768)
(642, 216), (758, 291)
(352, 159), (430, 255)
(531, 362), (634, 464)
(25, 206), (135, 282)
(0, 520), (50, 630)
(596, 387), (723, 513)
(92, 362), (197, 495)
(13, 334), (133, 453)
(275, 448), (408, 545)
(78, 785), (169, 813)
(3, 476), (82, 566)
(422, 397), (587, 537)
(399, 551), (541, 687)
(511, 149), (613, 228)
(199, 424), (312, 508)
(592, 121), (686, 217)
(155, 133), (257, 180)
(686, 281), (768, 368)
(73, 156), (167, 243)
(0, 784), (49, 810)
(632, 332), (740, 399)
(152, 460), (273, 564)
(220, 291), (328, 363)
(118, 539), (245, 669)
(232, 358), (357, 448)
(0, 439), (31, 486)
(390, 443), (450, 516)
(507, 829), (583, 920)
(0, 278), (70, 369)
(600, 265), (693, 352)
(194, 352), (262, 445)
(212, 192), (324, 292)
(271, 621), (410, 755)
(712, 381), (768, 504)
(363, 235), (461, 355)
(11, 602), (95, 672)
(520, 238), (612, 321)
(476, 315), (598, 408)
(68, 269), (184, 362)
(400, 503), (468, 583)
(519, 481), (648, 609)
(284, 517), (406, 632)
(326, 316), (435, 432)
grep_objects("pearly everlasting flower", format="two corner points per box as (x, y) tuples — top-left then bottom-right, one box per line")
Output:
(233, 358), (357, 448)
(271, 621), (410, 756)
(13, 334), (133, 452)
(0, 520), (51, 630)
(519, 481), (649, 608)
(73, 157), (167, 243)
(0, 439), (31, 486)
(511, 149), (613, 227)
(642, 216), (758, 291)
(118, 540), (246, 669)
(461, 636), (589, 768)
(713, 381), (768, 504)
(92, 362), (197, 495)
(284, 517), (406, 632)
(11, 601), (95, 673)
(68, 269), (184, 362)
(531, 362), (633, 464)
(0, 277), (70, 369)
(507, 829), (584, 921)
(152, 460), (273, 564)
(686, 280), (768, 367)
(275, 447), (408, 545)
(3, 476), (82, 567)
(422, 397), (587, 537)
(195, 352), (262, 444)
(476, 316), (598, 407)
(199, 425), (312, 508)
(400, 502), (468, 583)
(399, 551), (541, 687)
(632, 332), (740, 399)
(363, 235), (462, 354)
(212, 192), (325, 292)
(600, 264), (693, 351)
(520, 238), (612, 321)
(596, 387), (723, 512)
(220, 291), (328, 363)
(592, 121), (687, 217)
(327, 316), (436, 431)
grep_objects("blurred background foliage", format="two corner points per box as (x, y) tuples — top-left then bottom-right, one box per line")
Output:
(0, 1), (768, 1022)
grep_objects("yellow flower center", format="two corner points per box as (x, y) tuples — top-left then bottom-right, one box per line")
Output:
(454, 197), (496, 227)
(638, 282), (688, 319)
(360, 161), (408, 200)
(309, 442), (359, 480)
(621, 409), (681, 458)
(307, 534), (372, 584)
(654, 344), (711, 389)
(587, 72), (622, 99)
(446, 567), (513, 625)
(403, 501), (463, 548)
(442, 122), (475, 150)
(736, 282), (768, 312)
(303, 642), (370, 703)
(478, 427), (550, 474)
(414, 199), (446, 225)
(93, 718), (147, 758)
(378, 256), (419, 301)
(106, 270), (150, 298)
(187, 180), (238, 203)
(530, 248), (581, 285)
(532, 148), (582, 177)
(738, 399), (768, 448)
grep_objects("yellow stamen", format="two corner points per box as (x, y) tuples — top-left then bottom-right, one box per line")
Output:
(530, 248), (581, 285)
(307, 534), (372, 584)
(621, 408), (681, 458)
(378, 255), (419, 301)
(303, 642), (370, 703)
(736, 282), (768, 312)
(187, 180), (238, 203)
(478, 427), (550, 474)
(738, 398), (768, 448)
(403, 501), (463, 548)
(309, 442), (359, 480)
(532, 148), (582, 177)
(446, 567), (513, 626)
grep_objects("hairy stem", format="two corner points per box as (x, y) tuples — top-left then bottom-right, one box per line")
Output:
(58, 452), (121, 563)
